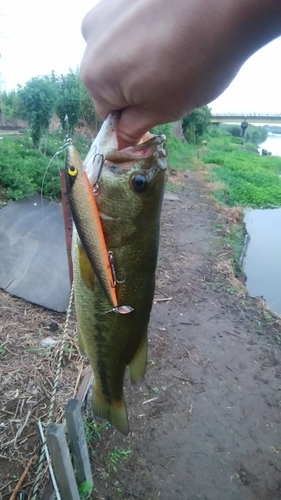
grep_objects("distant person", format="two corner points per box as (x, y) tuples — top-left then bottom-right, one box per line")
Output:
(80, 0), (281, 148)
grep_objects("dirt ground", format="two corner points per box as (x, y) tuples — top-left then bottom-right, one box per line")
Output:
(1, 169), (281, 500)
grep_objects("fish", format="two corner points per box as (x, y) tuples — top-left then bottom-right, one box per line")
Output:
(66, 113), (167, 435)
(65, 146), (133, 315)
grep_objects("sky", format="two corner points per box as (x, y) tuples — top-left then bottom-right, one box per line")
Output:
(1, 0), (281, 115)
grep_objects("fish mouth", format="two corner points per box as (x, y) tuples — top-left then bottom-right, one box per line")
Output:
(83, 113), (166, 186)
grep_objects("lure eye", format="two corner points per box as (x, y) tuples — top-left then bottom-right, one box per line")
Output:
(132, 174), (147, 193)
(68, 165), (77, 177)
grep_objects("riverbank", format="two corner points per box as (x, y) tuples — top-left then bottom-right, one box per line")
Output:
(1, 160), (281, 498)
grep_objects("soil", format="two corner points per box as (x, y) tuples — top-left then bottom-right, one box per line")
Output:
(1, 169), (281, 500)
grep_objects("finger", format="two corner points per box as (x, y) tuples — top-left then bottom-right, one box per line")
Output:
(116, 106), (157, 149)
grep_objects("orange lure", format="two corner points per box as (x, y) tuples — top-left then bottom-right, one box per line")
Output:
(65, 145), (132, 314)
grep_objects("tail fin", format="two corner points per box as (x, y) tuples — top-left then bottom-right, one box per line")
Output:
(91, 386), (129, 436)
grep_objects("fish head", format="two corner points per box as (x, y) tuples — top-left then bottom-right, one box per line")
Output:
(83, 114), (167, 247)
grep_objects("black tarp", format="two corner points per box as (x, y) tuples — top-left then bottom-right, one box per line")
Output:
(0, 195), (71, 312)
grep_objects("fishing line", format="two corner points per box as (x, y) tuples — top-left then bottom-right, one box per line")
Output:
(40, 138), (72, 216)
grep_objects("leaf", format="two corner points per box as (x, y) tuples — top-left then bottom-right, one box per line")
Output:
(78, 480), (92, 493)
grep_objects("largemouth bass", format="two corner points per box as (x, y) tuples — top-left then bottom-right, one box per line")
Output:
(66, 114), (167, 435)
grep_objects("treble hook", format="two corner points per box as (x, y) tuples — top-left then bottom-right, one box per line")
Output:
(108, 251), (126, 287)
(93, 153), (105, 193)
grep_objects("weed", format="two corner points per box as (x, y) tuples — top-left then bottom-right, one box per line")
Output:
(263, 310), (273, 322)
(0, 345), (3, 355)
(78, 480), (92, 499)
(166, 182), (183, 193)
(202, 141), (281, 208)
(224, 224), (245, 274)
(0, 131), (91, 202)
(83, 413), (108, 443)
(64, 343), (77, 354)
(255, 320), (263, 335)
(274, 334), (281, 345)
(107, 447), (132, 473)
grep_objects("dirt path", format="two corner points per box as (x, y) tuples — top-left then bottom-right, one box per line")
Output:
(1, 169), (281, 499)
(89, 170), (281, 500)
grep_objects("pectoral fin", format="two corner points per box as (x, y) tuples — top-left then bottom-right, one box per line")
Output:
(128, 335), (147, 385)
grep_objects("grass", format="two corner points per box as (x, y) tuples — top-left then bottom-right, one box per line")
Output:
(78, 480), (92, 499)
(83, 412), (108, 443)
(202, 140), (281, 207)
(0, 131), (92, 201)
(166, 136), (197, 169)
(107, 447), (132, 473)
(224, 224), (245, 274)
(3, 125), (281, 210)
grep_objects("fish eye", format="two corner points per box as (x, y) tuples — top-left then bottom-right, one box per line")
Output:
(68, 165), (77, 177)
(132, 173), (147, 193)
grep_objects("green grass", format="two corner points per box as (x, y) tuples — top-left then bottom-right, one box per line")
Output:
(224, 224), (245, 274)
(166, 136), (197, 169)
(83, 412), (108, 443)
(202, 140), (281, 207)
(78, 480), (92, 499)
(0, 131), (92, 201)
(107, 447), (132, 473)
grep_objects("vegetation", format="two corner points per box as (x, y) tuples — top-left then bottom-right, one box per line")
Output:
(0, 89), (25, 121)
(221, 123), (267, 144)
(264, 124), (281, 135)
(56, 71), (82, 135)
(155, 119), (281, 210)
(107, 447), (132, 473)
(1, 88), (281, 210)
(150, 122), (198, 169)
(18, 77), (57, 148)
(1, 69), (99, 148)
(182, 106), (211, 143)
(0, 131), (91, 201)
(202, 138), (281, 207)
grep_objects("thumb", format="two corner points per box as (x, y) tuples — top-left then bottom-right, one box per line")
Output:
(116, 106), (156, 149)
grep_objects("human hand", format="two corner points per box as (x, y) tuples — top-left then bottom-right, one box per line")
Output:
(81, 0), (281, 148)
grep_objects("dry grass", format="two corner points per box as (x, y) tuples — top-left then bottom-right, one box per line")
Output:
(167, 169), (188, 186)
(0, 289), (88, 497)
(213, 257), (246, 297)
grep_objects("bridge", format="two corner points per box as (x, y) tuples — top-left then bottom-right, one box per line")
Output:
(210, 113), (281, 125)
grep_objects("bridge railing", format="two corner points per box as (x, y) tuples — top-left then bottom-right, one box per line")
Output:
(211, 112), (281, 117)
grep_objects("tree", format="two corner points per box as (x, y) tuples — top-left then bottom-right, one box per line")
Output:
(18, 77), (56, 148)
(246, 125), (267, 145)
(79, 83), (101, 132)
(0, 89), (27, 122)
(182, 106), (211, 143)
(56, 70), (82, 135)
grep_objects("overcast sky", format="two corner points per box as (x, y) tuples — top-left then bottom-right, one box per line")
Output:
(1, 0), (281, 114)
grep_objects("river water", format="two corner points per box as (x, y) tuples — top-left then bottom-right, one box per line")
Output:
(243, 133), (281, 315)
